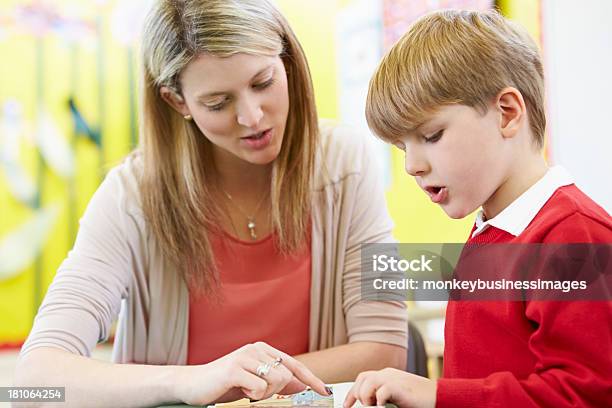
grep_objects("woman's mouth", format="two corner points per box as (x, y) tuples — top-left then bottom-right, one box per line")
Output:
(424, 186), (448, 204)
(240, 128), (273, 150)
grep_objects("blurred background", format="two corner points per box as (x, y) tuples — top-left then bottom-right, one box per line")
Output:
(1, 0), (611, 388)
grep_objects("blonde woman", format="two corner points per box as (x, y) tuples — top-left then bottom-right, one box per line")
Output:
(15, 0), (407, 406)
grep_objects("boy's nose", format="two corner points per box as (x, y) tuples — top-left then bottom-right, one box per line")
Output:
(404, 149), (429, 176)
(237, 99), (263, 128)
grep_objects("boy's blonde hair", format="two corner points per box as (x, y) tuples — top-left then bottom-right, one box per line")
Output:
(366, 9), (545, 148)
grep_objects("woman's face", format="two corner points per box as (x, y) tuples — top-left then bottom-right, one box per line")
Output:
(169, 53), (290, 166)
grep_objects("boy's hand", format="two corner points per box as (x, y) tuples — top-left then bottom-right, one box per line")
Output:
(343, 368), (436, 408)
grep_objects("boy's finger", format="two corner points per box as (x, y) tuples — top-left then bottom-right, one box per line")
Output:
(343, 391), (357, 408)
(358, 387), (377, 407)
(345, 372), (368, 408)
(375, 385), (391, 407)
(358, 375), (382, 407)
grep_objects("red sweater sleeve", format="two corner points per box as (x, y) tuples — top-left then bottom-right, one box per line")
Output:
(437, 213), (612, 407)
(437, 300), (612, 407)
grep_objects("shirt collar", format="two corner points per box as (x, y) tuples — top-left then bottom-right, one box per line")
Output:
(472, 166), (574, 238)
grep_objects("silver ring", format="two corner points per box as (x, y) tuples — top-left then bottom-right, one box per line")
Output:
(256, 357), (282, 377)
(256, 362), (272, 377)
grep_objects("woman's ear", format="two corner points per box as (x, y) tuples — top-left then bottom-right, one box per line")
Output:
(496, 87), (526, 139)
(160, 86), (190, 117)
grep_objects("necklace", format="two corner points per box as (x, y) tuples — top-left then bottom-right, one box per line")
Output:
(222, 189), (268, 240)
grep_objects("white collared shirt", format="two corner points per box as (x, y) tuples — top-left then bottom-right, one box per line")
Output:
(472, 166), (574, 238)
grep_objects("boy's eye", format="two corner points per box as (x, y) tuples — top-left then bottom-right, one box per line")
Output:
(424, 130), (444, 143)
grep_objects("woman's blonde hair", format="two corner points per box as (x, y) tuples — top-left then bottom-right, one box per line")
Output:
(367, 9), (545, 148)
(137, 0), (318, 294)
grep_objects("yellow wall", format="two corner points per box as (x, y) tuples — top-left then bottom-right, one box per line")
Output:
(0, 1), (132, 342)
(498, 0), (541, 41)
(276, 0), (338, 119)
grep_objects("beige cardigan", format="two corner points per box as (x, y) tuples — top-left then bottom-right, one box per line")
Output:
(22, 121), (407, 364)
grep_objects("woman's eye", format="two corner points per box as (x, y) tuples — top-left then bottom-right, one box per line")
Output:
(424, 130), (443, 143)
(254, 78), (275, 90)
(207, 101), (227, 111)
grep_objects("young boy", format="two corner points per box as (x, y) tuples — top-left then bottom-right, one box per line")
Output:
(344, 9), (612, 408)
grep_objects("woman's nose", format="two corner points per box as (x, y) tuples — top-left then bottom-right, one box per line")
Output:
(236, 97), (264, 129)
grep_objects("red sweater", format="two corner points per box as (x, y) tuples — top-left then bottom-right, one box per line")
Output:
(436, 185), (612, 407)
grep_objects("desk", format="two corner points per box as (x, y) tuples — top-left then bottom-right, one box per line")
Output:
(156, 383), (398, 408)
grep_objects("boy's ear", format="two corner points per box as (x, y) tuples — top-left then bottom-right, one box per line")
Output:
(160, 86), (190, 117)
(495, 87), (526, 139)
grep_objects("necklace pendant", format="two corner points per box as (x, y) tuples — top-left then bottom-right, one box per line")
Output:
(247, 220), (257, 240)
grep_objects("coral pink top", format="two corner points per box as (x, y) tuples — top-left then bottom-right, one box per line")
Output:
(187, 230), (311, 365)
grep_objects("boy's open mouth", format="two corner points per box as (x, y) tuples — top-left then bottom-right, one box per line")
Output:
(424, 186), (448, 204)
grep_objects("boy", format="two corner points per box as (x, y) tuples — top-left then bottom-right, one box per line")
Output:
(345, 9), (612, 408)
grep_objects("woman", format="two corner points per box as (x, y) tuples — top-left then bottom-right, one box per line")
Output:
(15, 0), (407, 406)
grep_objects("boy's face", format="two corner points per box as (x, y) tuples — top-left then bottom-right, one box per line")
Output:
(392, 103), (511, 219)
